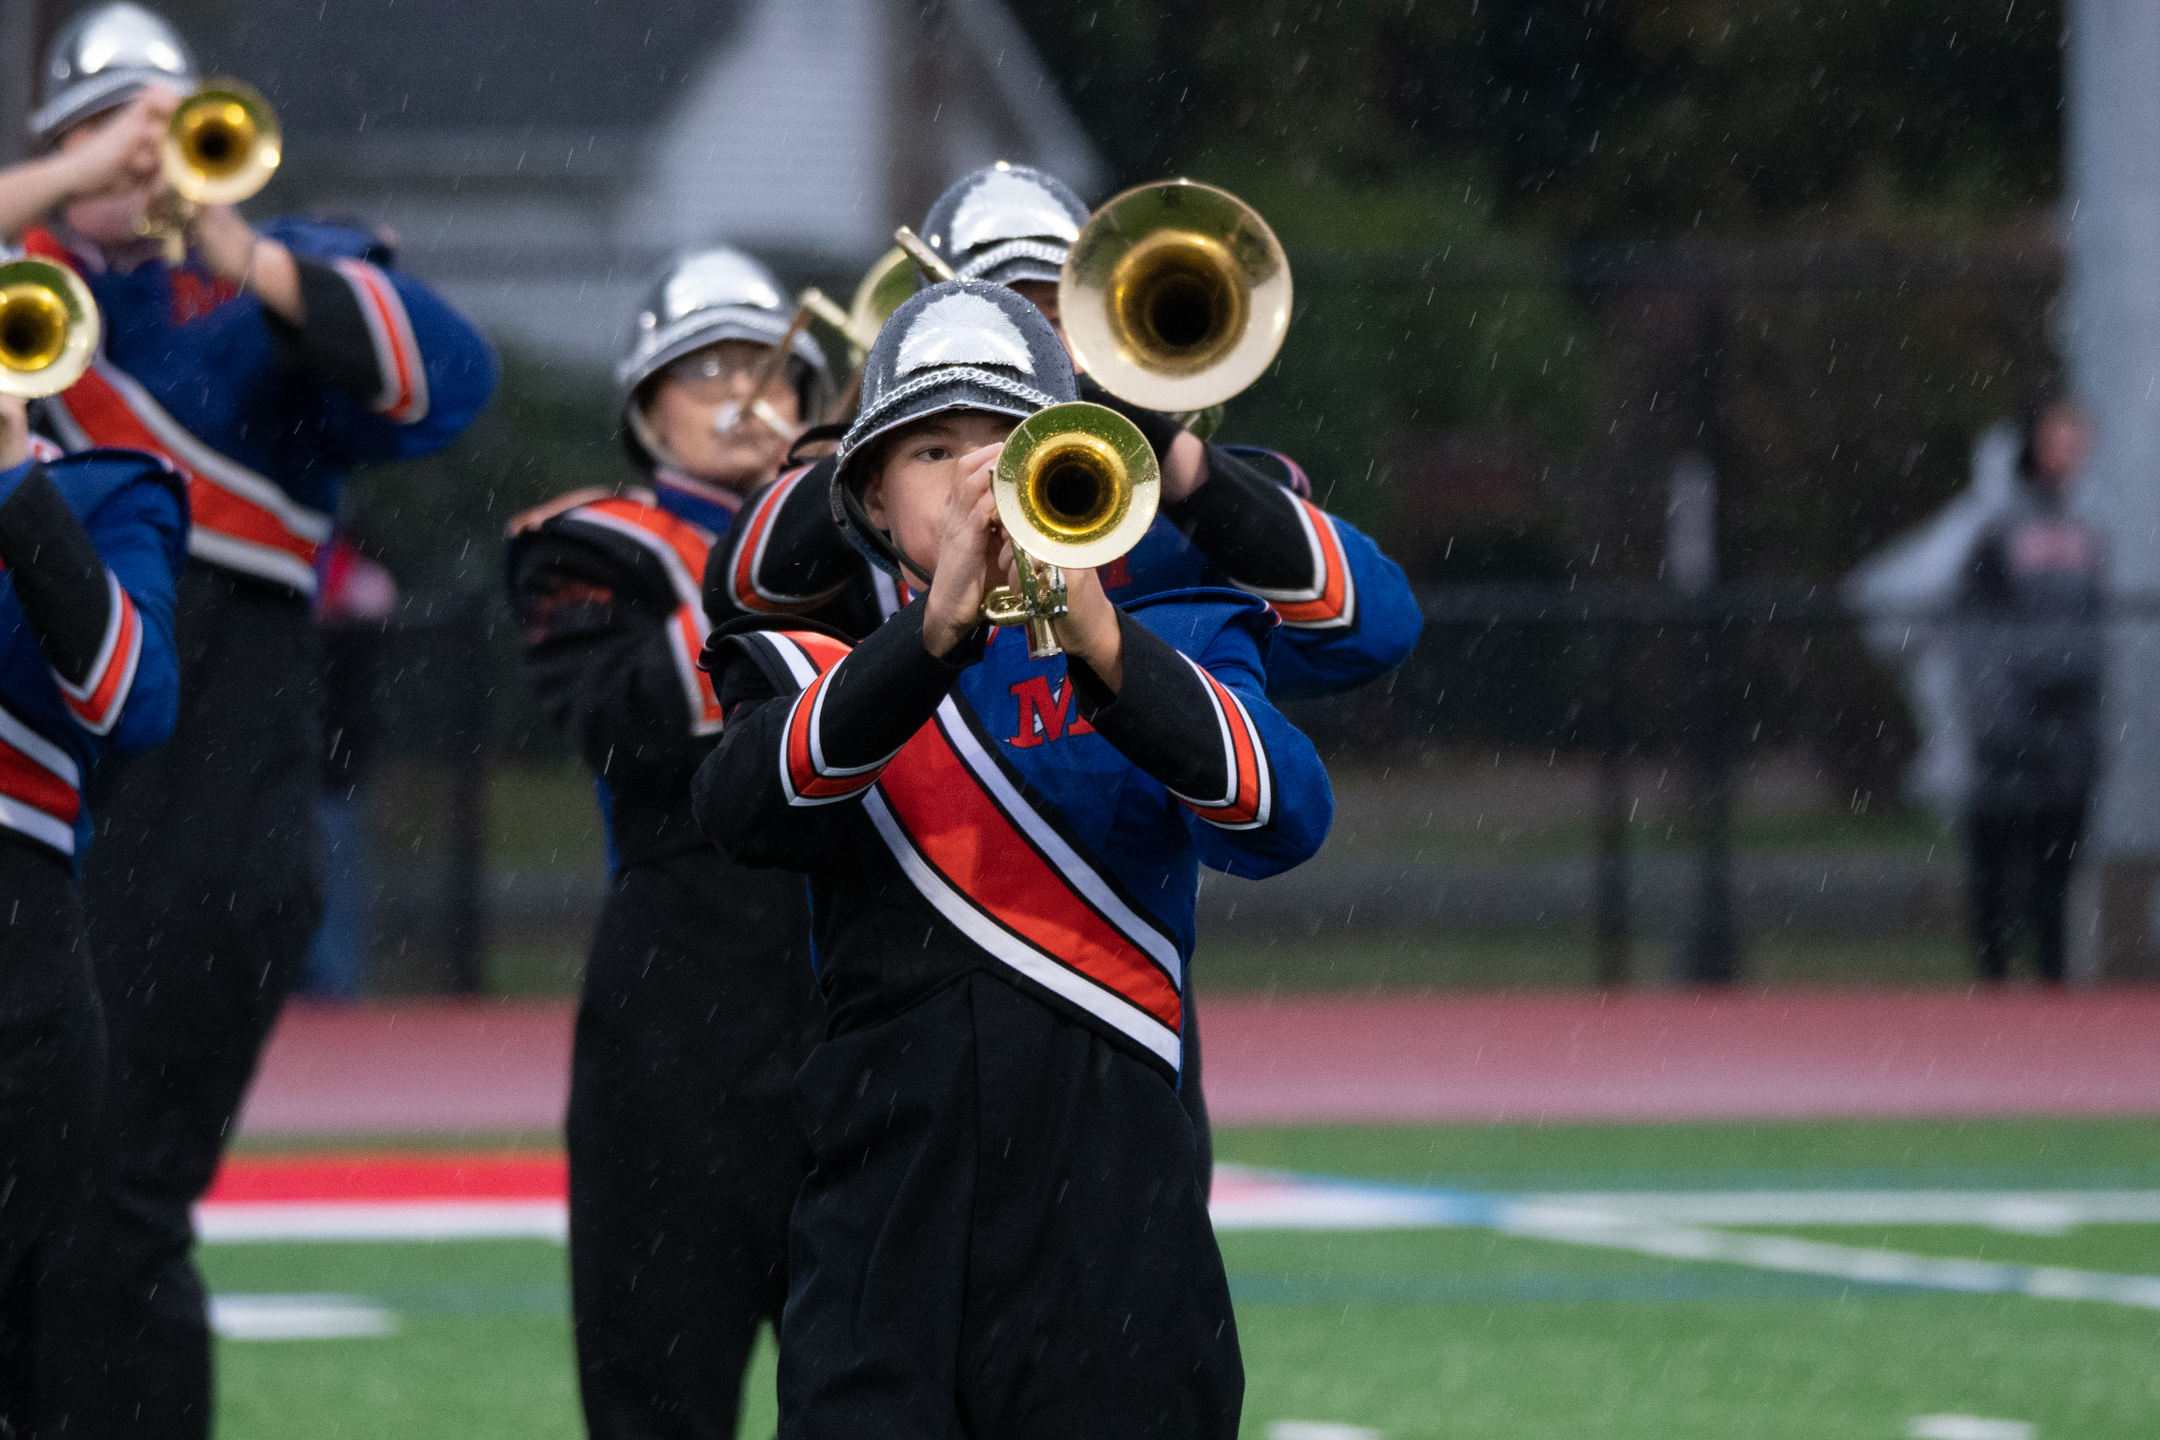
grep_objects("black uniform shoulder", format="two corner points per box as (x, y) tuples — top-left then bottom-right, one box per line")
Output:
(506, 487), (686, 614)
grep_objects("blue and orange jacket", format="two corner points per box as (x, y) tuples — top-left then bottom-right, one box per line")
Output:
(0, 444), (187, 861)
(506, 470), (741, 868)
(691, 590), (1333, 1080)
(707, 446), (1422, 700)
(26, 218), (496, 598)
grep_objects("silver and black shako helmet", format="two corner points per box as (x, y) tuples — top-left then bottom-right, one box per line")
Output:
(830, 279), (1075, 578)
(616, 246), (834, 471)
(917, 162), (1089, 289)
(30, 3), (198, 148)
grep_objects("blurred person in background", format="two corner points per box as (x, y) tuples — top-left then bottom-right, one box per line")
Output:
(711, 162), (1423, 1188)
(505, 247), (827, 1439)
(303, 535), (398, 1000)
(0, 5), (497, 1432)
(0, 396), (186, 1433)
(1956, 397), (2104, 986)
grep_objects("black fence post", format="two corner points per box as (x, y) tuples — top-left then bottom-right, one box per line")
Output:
(444, 591), (488, 993)
(1685, 598), (1741, 984)
(1683, 287), (1742, 985)
(1594, 615), (1632, 986)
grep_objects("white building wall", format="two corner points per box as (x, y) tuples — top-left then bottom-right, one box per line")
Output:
(619, 0), (893, 257)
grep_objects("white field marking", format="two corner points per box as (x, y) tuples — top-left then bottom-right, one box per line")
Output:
(1269, 1424), (1384, 1440)
(196, 1201), (567, 1244)
(1907, 1418), (2035, 1440)
(1209, 1183), (1486, 1231)
(1496, 1200), (2160, 1310)
(1516, 1191), (2160, 1236)
(209, 1295), (397, 1341)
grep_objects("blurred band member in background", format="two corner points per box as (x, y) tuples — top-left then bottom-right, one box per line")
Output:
(0, 6), (498, 1432)
(1957, 397), (2104, 987)
(304, 535), (399, 1000)
(710, 162), (1423, 1187)
(0, 397), (186, 1437)
(505, 248), (827, 1438)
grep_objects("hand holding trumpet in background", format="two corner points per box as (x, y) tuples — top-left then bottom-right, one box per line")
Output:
(0, 79), (296, 323)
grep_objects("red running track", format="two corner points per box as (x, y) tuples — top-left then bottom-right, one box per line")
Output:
(236, 989), (2160, 1136)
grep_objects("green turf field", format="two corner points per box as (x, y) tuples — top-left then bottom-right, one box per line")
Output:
(202, 1116), (2160, 1439)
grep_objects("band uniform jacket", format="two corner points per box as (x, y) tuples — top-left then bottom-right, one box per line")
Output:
(692, 590), (1334, 1080)
(0, 445), (188, 860)
(25, 218), (496, 598)
(507, 471), (743, 868)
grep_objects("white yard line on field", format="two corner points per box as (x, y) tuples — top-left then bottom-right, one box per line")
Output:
(1495, 1199), (2160, 1310)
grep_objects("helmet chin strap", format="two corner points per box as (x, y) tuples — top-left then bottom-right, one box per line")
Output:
(831, 469), (935, 590)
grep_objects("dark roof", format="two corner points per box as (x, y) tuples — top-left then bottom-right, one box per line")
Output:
(155, 0), (748, 135)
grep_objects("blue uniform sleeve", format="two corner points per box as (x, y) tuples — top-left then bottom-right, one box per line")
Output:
(1261, 514), (1423, 701)
(81, 459), (187, 755)
(1071, 591), (1334, 880)
(305, 262), (498, 466)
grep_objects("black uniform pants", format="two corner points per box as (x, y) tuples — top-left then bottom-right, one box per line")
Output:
(1967, 806), (2085, 984)
(0, 840), (105, 1437)
(781, 971), (1242, 1440)
(1180, 994), (1213, 1193)
(51, 565), (323, 1439)
(567, 847), (822, 1440)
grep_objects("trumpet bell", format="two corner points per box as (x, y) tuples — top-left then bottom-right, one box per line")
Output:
(164, 80), (281, 206)
(845, 247), (918, 359)
(1059, 179), (1290, 413)
(993, 401), (1161, 571)
(0, 259), (99, 399)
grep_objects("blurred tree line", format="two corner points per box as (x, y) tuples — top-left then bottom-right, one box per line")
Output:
(1010, 0), (2061, 238)
(1000, 0), (2065, 781)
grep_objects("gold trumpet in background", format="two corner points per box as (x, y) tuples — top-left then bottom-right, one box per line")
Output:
(1058, 179), (1290, 419)
(983, 401), (1160, 659)
(138, 80), (282, 264)
(803, 246), (917, 425)
(0, 257), (100, 398)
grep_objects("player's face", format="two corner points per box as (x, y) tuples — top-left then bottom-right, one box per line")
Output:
(642, 340), (799, 491)
(865, 411), (1016, 576)
(57, 111), (163, 247)
(1009, 281), (1078, 363)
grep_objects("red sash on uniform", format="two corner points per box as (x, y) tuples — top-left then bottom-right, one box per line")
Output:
(867, 696), (1186, 1070)
(27, 225), (331, 596)
(0, 701), (82, 855)
(746, 627), (1187, 1070)
(559, 496), (725, 735)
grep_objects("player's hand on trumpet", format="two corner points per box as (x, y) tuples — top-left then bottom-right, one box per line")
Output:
(923, 442), (1007, 660)
(53, 86), (179, 198)
(0, 396), (29, 471)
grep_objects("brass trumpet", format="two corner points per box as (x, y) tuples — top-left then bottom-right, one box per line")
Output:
(0, 257), (100, 399)
(803, 246), (917, 426)
(984, 401), (1160, 659)
(138, 80), (282, 264)
(1058, 180), (1290, 415)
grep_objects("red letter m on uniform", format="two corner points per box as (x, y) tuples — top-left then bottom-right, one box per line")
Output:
(1007, 675), (1094, 748)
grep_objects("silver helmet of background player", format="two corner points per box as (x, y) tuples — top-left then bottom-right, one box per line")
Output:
(29, 2), (198, 147)
(917, 163), (1090, 289)
(616, 246), (834, 471)
(830, 279), (1075, 577)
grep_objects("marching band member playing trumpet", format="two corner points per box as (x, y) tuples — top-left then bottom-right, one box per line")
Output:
(692, 279), (1332, 1440)
(712, 162), (1421, 1187)
(0, 7), (497, 1433)
(505, 248), (829, 1439)
(0, 396), (186, 1440)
